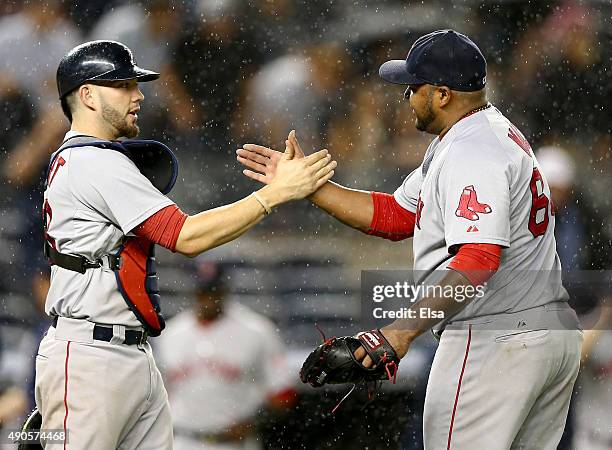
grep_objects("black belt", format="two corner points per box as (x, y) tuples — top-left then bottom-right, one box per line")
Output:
(52, 316), (147, 345)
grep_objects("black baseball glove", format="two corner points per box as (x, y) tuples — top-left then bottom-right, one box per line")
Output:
(17, 408), (43, 450)
(300, 329), (400, 387)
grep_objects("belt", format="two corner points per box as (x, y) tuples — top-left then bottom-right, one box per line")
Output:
(51, 316), (148, 346)
(442, 302), (581, 332)
(431, 302), (580, 339)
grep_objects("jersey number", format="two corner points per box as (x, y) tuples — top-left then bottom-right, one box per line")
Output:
(47, 156), (66, 186)
(528, 167), (550, 237)
(43, 156), (65, 250)
(43, 199), (56, 250)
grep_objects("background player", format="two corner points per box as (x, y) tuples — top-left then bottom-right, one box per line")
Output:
(35, 40), (335, 449)
(157, 259), (296, 450)
(237, 29), (582, 449)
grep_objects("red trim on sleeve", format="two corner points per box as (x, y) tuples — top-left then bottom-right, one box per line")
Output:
(447, 243), (502, 286)
(366, 192), (416, 241)
(133, 205), (188, 252)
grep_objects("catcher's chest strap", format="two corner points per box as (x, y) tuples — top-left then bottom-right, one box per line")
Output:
(44, 242), (121, 274)
(52, 316), (147, 346)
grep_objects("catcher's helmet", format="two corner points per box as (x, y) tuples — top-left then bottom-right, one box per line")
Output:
(56, 40), (159, 100)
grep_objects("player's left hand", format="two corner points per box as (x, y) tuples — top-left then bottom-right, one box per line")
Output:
(237, 130), (306, 184)
(354, 327), (413, 368)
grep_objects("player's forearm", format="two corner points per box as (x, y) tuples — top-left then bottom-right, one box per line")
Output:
(382, 270), (475, 342)
(308, 181), (374, 231)
(175, 186), (283, 257)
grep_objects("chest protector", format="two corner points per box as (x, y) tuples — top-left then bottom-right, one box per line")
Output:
(44, 135), (178, 336)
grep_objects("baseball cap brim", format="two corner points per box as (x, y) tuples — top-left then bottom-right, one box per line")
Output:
(379, 60), (427, 85)
(90, 65), (160, 83)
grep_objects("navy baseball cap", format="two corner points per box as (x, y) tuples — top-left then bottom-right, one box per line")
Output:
(379, 29), (487, 92)
(194, 259), (226, 292)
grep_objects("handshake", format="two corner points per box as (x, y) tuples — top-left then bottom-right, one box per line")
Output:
(236, 130), (336, 209)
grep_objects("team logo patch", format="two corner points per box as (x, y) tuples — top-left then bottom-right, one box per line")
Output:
(358, 331), (383, 350)
(455, 185), (491, 221)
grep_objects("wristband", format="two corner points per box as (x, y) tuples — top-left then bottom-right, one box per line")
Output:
(252, 192), (272, 215)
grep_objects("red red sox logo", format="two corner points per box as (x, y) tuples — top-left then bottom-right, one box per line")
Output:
(455, 185), (492, 221)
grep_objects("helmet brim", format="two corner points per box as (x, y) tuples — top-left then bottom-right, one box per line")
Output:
(89, 65), (160, 84)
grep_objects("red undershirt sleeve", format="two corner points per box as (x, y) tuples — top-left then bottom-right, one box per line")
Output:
(366, 192), (416, 241)
(447, 243), (502, 286)
(133, 205), (188, 252)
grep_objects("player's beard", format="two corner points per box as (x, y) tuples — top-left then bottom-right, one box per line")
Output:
(101, 102), (139, 139)
(414, 91), (437, 133)
(196, 294), (223, 321)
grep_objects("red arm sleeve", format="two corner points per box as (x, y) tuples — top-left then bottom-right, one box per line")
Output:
(133, 205), (188, 252)
(365, 192), (416, 241)
(447, 243), (502, 286)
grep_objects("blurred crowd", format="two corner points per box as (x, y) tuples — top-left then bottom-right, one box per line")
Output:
(0, 0), (611, 448)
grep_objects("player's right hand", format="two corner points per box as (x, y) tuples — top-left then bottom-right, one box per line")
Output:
(269, 145), (336, 201)
(237, 130), (307, 185)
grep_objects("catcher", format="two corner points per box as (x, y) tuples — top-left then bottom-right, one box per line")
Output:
(30, 40), (335, 449)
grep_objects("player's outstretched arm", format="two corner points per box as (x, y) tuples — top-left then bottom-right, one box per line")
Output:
(237, 130), (374, 232)
(175, 147), (335, 257)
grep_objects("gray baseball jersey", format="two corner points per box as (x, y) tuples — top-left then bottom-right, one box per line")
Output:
(43, 131), (175, 327)
(392, 105), (582, 450)
(157, 302), (294, 436)
(394, 105), (566, 321)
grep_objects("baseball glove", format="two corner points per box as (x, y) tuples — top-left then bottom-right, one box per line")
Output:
(300, 329), (400, 387)
(17, 408), (43, 450)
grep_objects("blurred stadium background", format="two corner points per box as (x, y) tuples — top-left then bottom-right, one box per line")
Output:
(0, 0), (610, 448)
